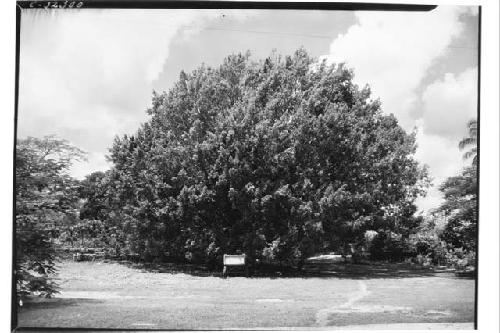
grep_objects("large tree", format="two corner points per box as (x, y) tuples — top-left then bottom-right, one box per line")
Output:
(15, 136), (85, 297)
(88, 49), (429, 268)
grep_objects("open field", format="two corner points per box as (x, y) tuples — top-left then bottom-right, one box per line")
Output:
(17, 260), (475, 330)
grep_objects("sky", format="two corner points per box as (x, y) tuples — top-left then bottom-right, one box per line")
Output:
(18, 6), (479, 213)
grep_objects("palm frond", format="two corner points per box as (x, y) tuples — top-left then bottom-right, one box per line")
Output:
(467, 119), (477, 130)
(463, 148), (477, 160)
(459, 137), (477, 150)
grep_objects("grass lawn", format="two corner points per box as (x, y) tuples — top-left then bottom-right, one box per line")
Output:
(16, 259), (475, 329)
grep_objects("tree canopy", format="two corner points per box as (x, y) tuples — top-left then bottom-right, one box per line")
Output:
(80, 49), (429, 268)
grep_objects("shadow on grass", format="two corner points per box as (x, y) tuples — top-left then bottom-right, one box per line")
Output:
(115, 259), (472, 280)
(300, 261), (459, 279)
(20, 297), (103, 310)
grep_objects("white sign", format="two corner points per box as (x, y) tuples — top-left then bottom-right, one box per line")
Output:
(223, 254), (246, 266)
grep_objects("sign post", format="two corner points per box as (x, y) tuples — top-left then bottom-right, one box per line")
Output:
(223, 254), (247, 278)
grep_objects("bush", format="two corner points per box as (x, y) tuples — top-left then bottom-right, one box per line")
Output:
(445, 248), (476, 271)
(367, 231), (411, 262)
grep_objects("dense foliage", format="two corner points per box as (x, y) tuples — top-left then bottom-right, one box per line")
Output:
(438, 166), (477, 252)
(81, 50), (429, 268)
(15, 136), (85, 297)
(435, 119), (478, 269)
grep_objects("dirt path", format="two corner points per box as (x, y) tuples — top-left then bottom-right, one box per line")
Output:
(316, 280), (370, 326)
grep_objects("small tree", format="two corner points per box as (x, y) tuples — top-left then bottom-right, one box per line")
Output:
(15, 136), (85, 297)
(438, 166), (477, 252)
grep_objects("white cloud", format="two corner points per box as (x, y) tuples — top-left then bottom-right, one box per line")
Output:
(414, 187), (444, 214)
(421, 67), (477, 140)
(321, 6), (469, 130)
(413, 133), (463, 213)
(320, 6), (477, 213)
(415, 121), (465, 179)
(18, 9), (225, 179)
(413, 118), (469, 213)
(413, 67), (476, 212)
(69, 152), (112, 180)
